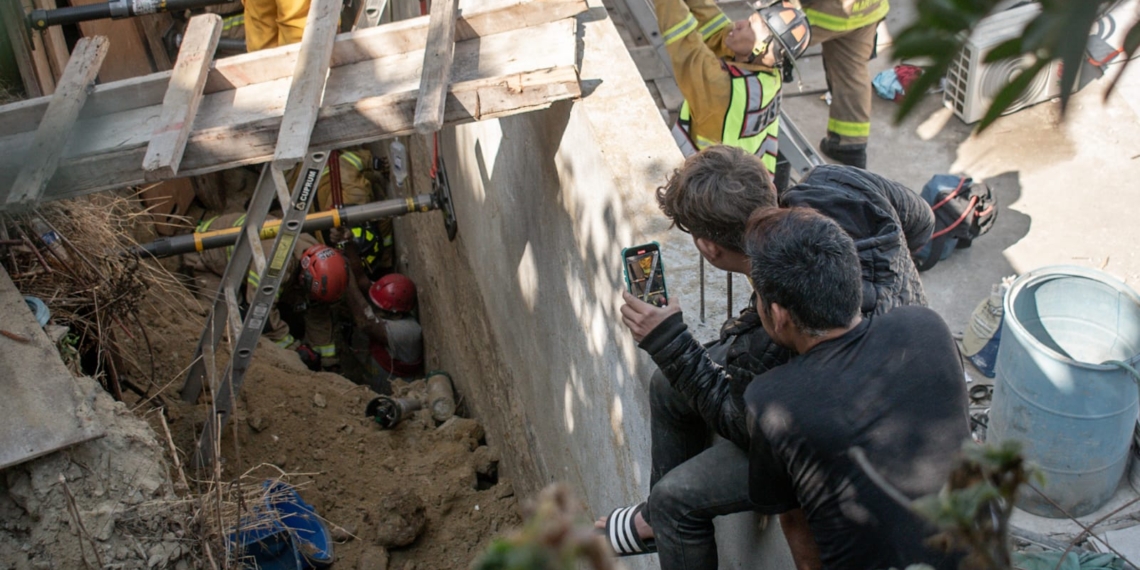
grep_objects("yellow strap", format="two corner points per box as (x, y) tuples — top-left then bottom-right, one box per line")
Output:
(827, 118), (871, 138)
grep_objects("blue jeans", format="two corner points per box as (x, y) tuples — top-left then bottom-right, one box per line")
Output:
(643, 343), (756, 570)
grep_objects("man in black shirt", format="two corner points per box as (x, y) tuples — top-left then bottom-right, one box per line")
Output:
(742, 207), (969, 569)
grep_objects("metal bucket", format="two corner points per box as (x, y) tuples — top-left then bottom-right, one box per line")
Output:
(989, 266), (1140, 518)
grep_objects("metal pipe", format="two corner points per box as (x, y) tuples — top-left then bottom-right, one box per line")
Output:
(128, 194), (437, 259)
(28, 0), (236, 30)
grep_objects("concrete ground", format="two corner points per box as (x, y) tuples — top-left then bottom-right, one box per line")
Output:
(784, 3), (1140, 341)
(782, 0), (1140, 551)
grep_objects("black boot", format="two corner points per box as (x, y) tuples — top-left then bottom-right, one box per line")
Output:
(819, 135), (867, 170)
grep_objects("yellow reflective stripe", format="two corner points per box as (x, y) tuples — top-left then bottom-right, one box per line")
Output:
(382, 235), (393, 247)
(695, 135), (716, 150)
(247, 270), (261, 286)
(313, 344), (337, 357)
(196, 215), (218, 234)
(225, 215), (247, 259)
(827, 118), (871, 137)
(274, 334), (296, 348)
(322, 151), (365, 177)
(341, 151), (363, 171)
(804, 0), (888, 32)
(664, 14), (698, 45)
(699, 13), (730, 40)
(222, 14), (244, 30)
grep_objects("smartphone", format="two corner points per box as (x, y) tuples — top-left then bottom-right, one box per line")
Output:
(622, 242), (669, 307)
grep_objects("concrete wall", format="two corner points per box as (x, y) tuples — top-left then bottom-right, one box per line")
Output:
(392, 3), (793, 567)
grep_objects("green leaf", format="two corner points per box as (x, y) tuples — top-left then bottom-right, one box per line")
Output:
(982, 38), (1026, 63)
(1052, 0), (1102, 112)
(1105, 21), (1140, 98)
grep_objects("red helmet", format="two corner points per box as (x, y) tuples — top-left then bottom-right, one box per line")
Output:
(299, 244), (349, 303)
(369, 273), (416, 313)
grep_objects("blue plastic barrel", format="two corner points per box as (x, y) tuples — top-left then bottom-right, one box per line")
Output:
(989, 266), (1140, 518)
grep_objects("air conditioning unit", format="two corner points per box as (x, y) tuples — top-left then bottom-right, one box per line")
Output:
(943, 3), (1064, 124)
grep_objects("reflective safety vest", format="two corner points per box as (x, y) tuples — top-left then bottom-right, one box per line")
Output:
(671, 63), (782, 173)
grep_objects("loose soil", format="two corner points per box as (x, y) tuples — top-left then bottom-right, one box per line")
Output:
(142, 294), (523, 569)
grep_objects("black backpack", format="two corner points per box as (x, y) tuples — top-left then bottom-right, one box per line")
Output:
(913, 175), (998, 271)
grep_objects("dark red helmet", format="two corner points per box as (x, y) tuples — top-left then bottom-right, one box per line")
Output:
(299, 244), (349, 303)
(369, 273), (416, 313)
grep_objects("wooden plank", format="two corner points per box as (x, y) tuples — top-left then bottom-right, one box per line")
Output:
(0, 19), (581, 204)
(30, 0), (69, 82)
(0, 0), (589, 135)
(3, 36), (108, 207)
(134, 13), (175, 72)
(629, 45), (671, 80)
(72, 0), (154, 82)
(143, 14), (223, 180)
(19, 0), (56, 94)
(0, 266), (104, 470)
(1, 0), (42, 97)
(140, 177), (197, 235)
(654, 76), (683, 111)
(413, 0), (459, 134)
(273, 0), (340, 169)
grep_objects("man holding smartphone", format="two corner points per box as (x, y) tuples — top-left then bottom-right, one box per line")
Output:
(598, 144), (933, 569)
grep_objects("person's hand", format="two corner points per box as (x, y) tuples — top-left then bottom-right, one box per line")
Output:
(328, 225), (352, 245)
(621, 290), (681, 343)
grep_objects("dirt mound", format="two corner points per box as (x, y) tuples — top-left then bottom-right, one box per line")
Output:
(147, 295), (522, 569)
(0, 374), (195, 570)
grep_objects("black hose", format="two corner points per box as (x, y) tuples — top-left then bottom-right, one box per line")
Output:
(28, 0), (236, 30)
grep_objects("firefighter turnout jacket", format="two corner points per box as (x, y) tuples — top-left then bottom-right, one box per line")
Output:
(658, 0), (783, 172)
(796, 0), (888, 33)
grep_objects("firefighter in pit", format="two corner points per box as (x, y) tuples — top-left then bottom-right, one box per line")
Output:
(285, 146), (396, 370)
(660, 0), (810, 178)
(183, 213), (350, 364)
(346, 272), (424, 394)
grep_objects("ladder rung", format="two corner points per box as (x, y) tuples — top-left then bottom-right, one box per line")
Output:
(223, 287), (243, 343)
(246, 225), (267, 277)
(271, 167), (292, 214)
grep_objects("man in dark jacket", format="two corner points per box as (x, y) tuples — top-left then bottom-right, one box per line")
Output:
(603, 147), (933, 569)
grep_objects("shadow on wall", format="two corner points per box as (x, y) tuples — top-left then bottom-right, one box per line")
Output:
(401, 97), (677, 517)
(920, 171), (1032, 335)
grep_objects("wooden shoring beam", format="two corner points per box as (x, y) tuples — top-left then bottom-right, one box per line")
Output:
(0, 0), (588, 137)
(2, 36), (109, 207)
(413, 0), (459, 134)
(1, 0), (44, 97)
(273, 0), (340, 169)
(142, 14), (223, 181)
(0, 17), (582, 206)
(30, 0), (69, 82)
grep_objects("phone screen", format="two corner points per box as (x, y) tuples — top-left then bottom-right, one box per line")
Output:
(625, 246), (667, 307)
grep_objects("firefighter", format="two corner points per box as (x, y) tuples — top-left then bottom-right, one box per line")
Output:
(794, 0), (890, 169)
(659, 0), (810, 175)
(183, 212), (349, 368)
(344, 273), (424, 394)
(306, 148), (396, 276)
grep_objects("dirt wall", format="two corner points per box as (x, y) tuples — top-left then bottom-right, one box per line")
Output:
(0, 374), (194, 570)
